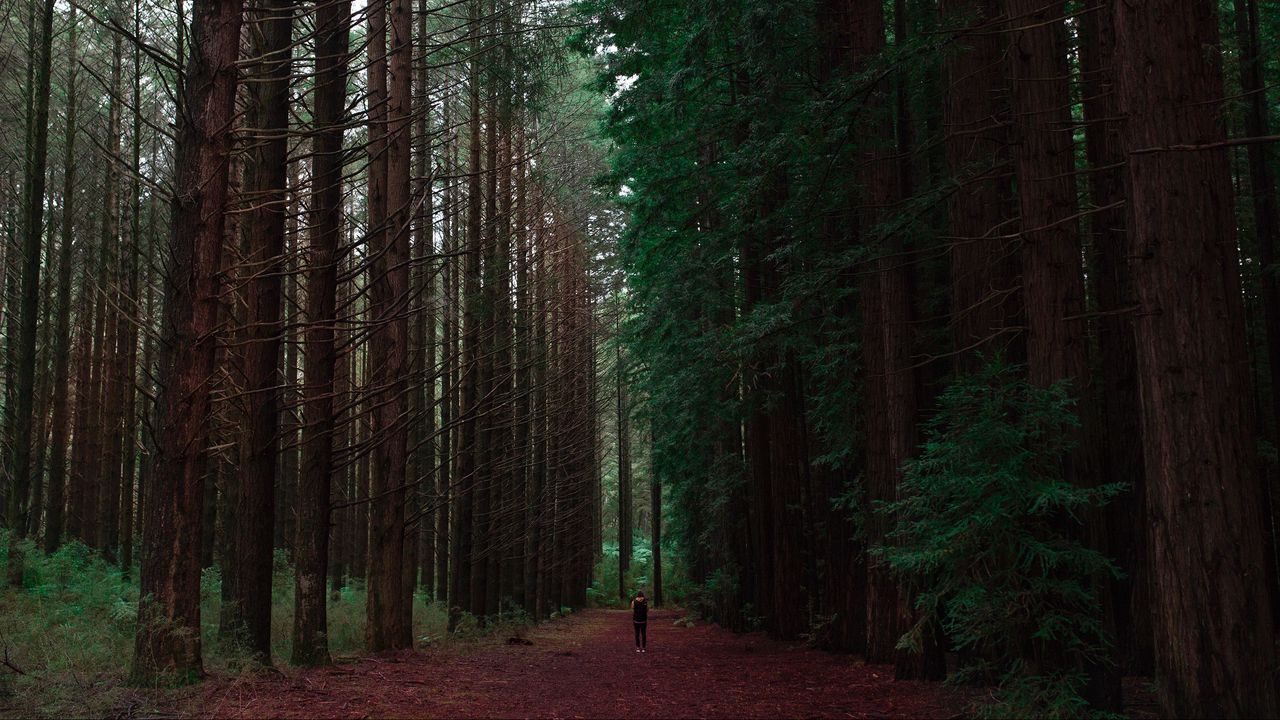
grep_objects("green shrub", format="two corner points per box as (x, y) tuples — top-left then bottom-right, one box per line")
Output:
(876, 358), (1124, 719)
(0, 535), (471, 718)
(591, 539), (683, 608)
(0, 534), (139, 718)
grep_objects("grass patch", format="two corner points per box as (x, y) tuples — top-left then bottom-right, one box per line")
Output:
(0, 532), (480, 718)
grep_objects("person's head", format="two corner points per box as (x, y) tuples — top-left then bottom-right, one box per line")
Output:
(636, 591), (646, 601)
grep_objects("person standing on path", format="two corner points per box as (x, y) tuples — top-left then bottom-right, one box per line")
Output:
(631, 591), (649, 652)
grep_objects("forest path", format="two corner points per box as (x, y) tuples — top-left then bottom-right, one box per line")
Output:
(195, 608), (968, 719)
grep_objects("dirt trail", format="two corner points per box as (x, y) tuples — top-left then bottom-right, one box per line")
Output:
(196, 608), (969, 718)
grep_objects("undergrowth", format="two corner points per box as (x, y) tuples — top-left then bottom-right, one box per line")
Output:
(876, 358), (1124, 720)
(0, 534), (479, 718)
(589, 540), (687, 608)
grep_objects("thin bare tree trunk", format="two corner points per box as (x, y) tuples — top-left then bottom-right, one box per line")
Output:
(5, 0), (57, 584)
(292, 0), (351, 668)
(43, 7), (80, 554)
(228, 0), (293, 662)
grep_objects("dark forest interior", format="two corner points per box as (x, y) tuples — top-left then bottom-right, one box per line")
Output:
(1, 0), (1279, 717)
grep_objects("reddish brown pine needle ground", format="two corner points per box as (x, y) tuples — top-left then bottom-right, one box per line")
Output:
(196, 608), (972, 719)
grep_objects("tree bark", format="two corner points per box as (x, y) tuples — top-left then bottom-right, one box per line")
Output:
(229, 0), (293, 662)
(1078, 0), (1152, 675)
(449, 0), (483, 628)
(941, 0), (1021, 368)
(413, 0), (436, 603)
(5, 0), (56, 584)
(43, 7), (79, 554)
(650, 428), (662, 607)
(291, 0), (348, 655)
(1007, 1), (1116, 703)
(616, 323), (632, 599)
(1231, 0), (1280, 613)
(132, 0), (245, 684)
(119, 0), (146, 574)
(1112, 0), (1280, 714)
(96, 28), (126, 563)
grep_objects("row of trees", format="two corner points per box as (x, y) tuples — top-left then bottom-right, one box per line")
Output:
(580, 0), (1280, 716)
(0, 0), (622, 684)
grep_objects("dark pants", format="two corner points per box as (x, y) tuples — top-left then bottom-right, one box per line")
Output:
(634, 621), (647, 648)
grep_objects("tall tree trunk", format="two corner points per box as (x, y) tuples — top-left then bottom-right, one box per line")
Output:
(119, 0), (146, 574)
(413, 0), (436, 603)
(228, 0), (292, 662)
(1006, 0), (1089, 386)
(650, 428), (662, 607)
(97, 29), (126, 563)
(1112, 0), (1280, 714)
(1007, 0), (1116, 702)
(448, 0), (483, 629)
(474, 0), (501, 618)
(616, 322), (631, 599)
(132, 0), (245, 684)
(514, 127), (534, 614)
(844, 0), (917, 668)
(494, 9), (518, 607)
(436, 88), (454, 607)
(277, 162), (301, 557)
(5, 0), (56, 585)
(530, 190), (548, 617)
(1232, 0), (1280, 608)
(364, 0), (413, 651)
(1078, 0), (1152, 675)
(942, 0), (1020, 368)
(43, 7), (79, 554)
(292, 0), (350, 666)
(27, 207), (57, 543)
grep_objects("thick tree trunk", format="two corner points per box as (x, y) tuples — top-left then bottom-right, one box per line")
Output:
(68, 296), (99, 546)
(27, 212), (57, 543)
(1078, 0), (1152, 675)
(941, 0), (1020, 367)
(1007, 1), (1116, 703)
(1112, 0), (1280, 714)
(1006, 0), (1089, 387)
(132, 0), (244, 684)
(362, 0), (410, 652)
(841, 0), (929, 674)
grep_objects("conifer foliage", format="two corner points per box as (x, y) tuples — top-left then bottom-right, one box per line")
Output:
(576, 0), (1280, 715)
(0, 0), (1278, 716)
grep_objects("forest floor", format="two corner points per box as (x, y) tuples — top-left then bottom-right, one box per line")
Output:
(191, 607), (973, 719)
